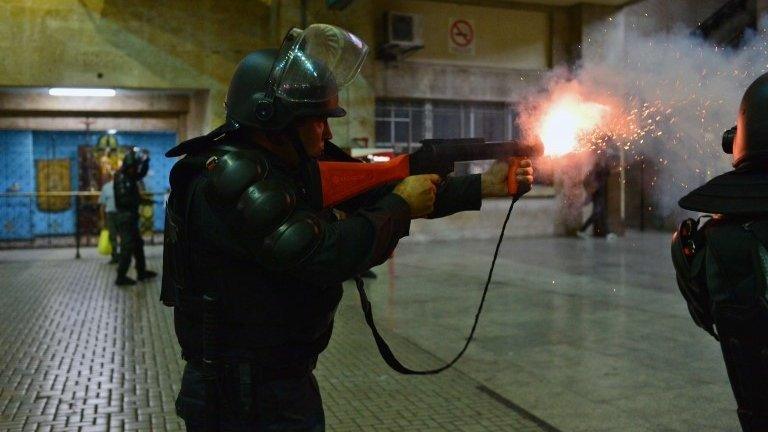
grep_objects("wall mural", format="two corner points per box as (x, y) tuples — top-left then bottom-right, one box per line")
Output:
(35, 159), (71, 212)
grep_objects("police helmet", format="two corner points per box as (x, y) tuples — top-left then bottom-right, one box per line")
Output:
(121, 148), (139, 170)
(721, 71), (768, 167)
(225, 24), (369, 131)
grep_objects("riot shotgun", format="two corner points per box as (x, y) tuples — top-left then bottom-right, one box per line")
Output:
(314, 138), (543, 208)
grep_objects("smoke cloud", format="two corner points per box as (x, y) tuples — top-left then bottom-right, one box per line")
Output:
(517, 14), (768, 220)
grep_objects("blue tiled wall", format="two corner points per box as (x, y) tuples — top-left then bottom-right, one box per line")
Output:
(0, 130), (177, 240)
(0, 131), (34, 239)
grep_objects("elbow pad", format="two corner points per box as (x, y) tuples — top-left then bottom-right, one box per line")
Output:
(205, 149), (323, 269)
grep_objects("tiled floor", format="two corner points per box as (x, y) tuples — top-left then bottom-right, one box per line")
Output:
(0, 246), (548, 431)
(374, 231), (739, 431)
(0, 229), (742, 431)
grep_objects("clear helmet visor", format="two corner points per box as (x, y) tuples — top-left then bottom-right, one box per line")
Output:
(272, 24), (369, 103)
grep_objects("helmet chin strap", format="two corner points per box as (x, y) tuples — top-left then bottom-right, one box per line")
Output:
(286, 127), (324, 210)
(285, 127), (310, 165)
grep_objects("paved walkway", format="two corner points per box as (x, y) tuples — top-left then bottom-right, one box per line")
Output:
(0, 247), (548, 431)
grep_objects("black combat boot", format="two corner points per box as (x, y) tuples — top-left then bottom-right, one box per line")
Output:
(116, 276), (137, 286)
(137, 270), (158, 281)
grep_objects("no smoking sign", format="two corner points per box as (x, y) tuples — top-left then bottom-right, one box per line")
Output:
(449, 18), (475, 55)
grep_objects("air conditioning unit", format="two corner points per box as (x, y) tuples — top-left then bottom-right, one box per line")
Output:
(380, 12), (424, 61)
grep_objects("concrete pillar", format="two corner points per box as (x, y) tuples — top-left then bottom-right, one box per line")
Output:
(549, 4), (625, 67)
(579, 4), (626, 66)
(550, 6), (581, 68)
(424, 101), (434, 139)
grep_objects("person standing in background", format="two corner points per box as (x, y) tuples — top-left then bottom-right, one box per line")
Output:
(579, 151), (611, 237)
(114, 148), (157, 286)
(98, 173), (118, 264)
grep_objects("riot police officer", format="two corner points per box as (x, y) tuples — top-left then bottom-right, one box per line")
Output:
(114, 148), (157, 286)
(672, 71), (768, 431)
(162, 24), (534, 431)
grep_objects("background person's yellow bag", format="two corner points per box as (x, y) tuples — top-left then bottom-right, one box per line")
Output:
(98, 229), (112, 256)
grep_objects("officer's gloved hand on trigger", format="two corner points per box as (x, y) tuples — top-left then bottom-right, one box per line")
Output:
(393, 174), (441, 219)
(481, 159), (534, 198)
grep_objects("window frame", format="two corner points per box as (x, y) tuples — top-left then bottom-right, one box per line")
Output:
(375, 99), (518, 151)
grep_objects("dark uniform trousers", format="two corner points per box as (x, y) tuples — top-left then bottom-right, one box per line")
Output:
(717, 308), (768, 431)
(176, 361), (324, 432)
(115, 210), (146, 278)
(105, 210), (119, 261)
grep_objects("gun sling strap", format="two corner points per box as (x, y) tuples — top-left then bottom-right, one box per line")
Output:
(354, 197), (519, 375)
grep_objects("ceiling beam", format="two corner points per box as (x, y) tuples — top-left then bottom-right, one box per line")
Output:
(420, 0), (557, 12)
(421, 0), (635, 12)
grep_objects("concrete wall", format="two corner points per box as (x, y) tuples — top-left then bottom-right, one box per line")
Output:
(375, 62), (543, 102)
(0, 0), (614, 148)
(621, 0), (726, 37)
(372, 0), (556, 103)
(0, 0), (274, 130)
(376, 0), (551, 69)
(579, 4), (626, 65)
(0, 0), (379, 147)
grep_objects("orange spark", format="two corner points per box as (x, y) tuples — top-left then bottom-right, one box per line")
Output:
(538, 94), (610, 156)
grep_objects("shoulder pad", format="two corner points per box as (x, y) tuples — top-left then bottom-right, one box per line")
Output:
(205, 147), (325, 268)
(206, 149), (270, 207)
(237, 178), (297, 237)
(257, 210), (324, 270)
(206, 148), (299, 238)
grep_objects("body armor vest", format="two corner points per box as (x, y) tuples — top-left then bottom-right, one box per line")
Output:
(114, 170), (140, 212)
(162, 143), (340, 365)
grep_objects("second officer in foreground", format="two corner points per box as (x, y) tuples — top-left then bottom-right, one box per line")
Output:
(163, 24), (534, 431)
(672, 71), (768, 431)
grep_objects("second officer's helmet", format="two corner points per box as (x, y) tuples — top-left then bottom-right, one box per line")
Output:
(722, 71), (768, 167)
(225, 24), (369, 131)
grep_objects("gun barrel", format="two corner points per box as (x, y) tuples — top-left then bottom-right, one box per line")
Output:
(419, 138), (542, 161)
